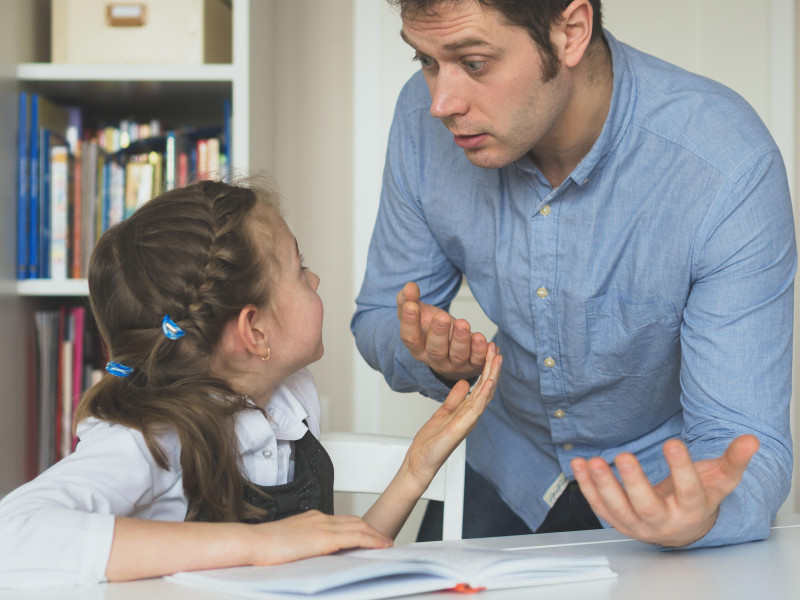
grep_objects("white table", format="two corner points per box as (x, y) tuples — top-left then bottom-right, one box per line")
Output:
(4, 518), (800, 600)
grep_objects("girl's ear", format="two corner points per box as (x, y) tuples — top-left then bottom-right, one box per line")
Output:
(237, 304), (270, 358)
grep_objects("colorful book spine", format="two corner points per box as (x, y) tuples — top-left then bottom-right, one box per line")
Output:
(165, 131), (176, 191)
(38, 127), (51, 279)
(70, 306), (86, 452)
(196, 138), (208, 180)
(50, 145), (70, 280)
(28, 94), (40, 278)
(17, 92), (29, 279)
(70, 140), (83, 278)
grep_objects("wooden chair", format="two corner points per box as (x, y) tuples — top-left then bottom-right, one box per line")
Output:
(321, 432), (465, 540)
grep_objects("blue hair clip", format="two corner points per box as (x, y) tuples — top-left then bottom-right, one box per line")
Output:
(106, 361), (134, 378)
(161, 315), (186, 340)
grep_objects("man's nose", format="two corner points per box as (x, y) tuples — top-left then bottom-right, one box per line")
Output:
(429, 71), (468, 119)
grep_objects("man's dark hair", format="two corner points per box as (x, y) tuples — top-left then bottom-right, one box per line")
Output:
(389, 0), (604, 80)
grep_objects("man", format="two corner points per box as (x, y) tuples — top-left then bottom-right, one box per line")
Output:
(351, 0), (795, 548)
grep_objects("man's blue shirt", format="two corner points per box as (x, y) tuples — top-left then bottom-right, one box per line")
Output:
(352, 32), (796, 547)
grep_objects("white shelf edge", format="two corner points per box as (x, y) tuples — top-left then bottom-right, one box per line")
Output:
(17, 63), (236, 82)
(11, 279), (89, 297)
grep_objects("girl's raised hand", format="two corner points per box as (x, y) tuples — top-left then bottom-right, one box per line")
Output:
(361, 343), (501, 539)
(404, 342), (502, 490)
(248, 511), (392, 566)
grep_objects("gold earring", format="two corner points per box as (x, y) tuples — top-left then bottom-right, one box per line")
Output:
(261, 348), (271, 361)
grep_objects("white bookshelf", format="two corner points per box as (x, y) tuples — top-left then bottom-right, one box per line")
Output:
(15, 279), (89, 297)
(16, 63), (237, 81)
(0, 0), (271, 494)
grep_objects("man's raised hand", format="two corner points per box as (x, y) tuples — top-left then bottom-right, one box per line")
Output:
(397, 282), (488, 382)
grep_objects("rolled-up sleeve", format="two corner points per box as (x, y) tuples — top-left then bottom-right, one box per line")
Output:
(680, 147), (795, 548)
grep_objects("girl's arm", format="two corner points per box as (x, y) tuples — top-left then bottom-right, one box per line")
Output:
(106, 511), (391, 582)
(362, 343), (502, 539)
(0, 421), (390, 587)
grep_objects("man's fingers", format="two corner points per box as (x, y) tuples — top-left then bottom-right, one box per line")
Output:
(662, 440), (708, 512)
(398, 301), (426, 355)
(448, 319), (472, 366)
(722, 434), (760, 473)
(615, 453), (668, 524)
(697, 434), (760, 503)
(571, 458), (616, 526)
(468, 332), (489, 370)
(425, 313), (453, 362)
(583, 457), (641, 527)
(396, 282), (421, 319)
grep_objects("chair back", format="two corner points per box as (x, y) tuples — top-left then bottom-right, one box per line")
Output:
(321, 432), (465, 540)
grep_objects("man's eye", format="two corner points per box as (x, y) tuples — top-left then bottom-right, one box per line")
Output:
(414, 54), (436, 68)
(464, 60), (486, 73)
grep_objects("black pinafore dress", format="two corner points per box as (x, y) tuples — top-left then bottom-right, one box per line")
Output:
(241, 427), (335, 523)
(191, 424), (334, 523)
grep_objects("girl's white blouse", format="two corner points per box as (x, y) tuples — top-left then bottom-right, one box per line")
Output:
(0, 368), (321, 588)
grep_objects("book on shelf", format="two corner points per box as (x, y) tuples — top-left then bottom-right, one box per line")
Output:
(166, 543), (617, 600)
(16, 91), (231, 281)
(29, 94), (70, 280)
(33, 310), (59, 473)
(79, 139), (99, 279)
(50, 145), (70, 280)
(70, 307), (86, 453)
(30, 306), (102, 475)
(17, 92), (29, 279)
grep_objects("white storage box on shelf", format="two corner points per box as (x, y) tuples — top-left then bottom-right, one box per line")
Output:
(51, 0), (232, 65)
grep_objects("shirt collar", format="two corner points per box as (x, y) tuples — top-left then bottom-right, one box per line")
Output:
(513, 30), (636, 190)
(235, 382), (310, 454)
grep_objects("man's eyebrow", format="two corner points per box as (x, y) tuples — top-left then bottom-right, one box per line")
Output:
(400, 29), (417, 48)
(400, 29), (496, 52)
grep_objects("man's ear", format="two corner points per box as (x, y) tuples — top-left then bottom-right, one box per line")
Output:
(558, 0), (594, 69)
(237, 304), (270, 357)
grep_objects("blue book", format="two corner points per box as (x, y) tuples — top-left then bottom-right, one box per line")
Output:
(102, 158), (111, 233)
(17, 92), (29, 279)
(28, 94), (39, 277)
(29, 94), (68, 278)
(38, 128), (60, 280)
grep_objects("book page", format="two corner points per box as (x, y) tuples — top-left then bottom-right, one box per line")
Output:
(167, 542), (615, 599)
(347, 542), (614, 584)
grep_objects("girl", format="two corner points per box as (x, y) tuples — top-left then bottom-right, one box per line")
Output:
(0, 181), (501, 587)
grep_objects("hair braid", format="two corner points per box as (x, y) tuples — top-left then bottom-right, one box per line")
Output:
(76, 180), (281, 522)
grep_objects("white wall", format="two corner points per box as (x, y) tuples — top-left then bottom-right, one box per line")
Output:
(266, 0), (357, 434)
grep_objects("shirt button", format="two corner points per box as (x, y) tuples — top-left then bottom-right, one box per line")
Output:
(539, 205), (551, 216)
(562, 443), (574, 451)
(536, 287), (549, 299)
(554, 409), (565, 419)
(544, 357), (556, 368)
(261, 448), (273, 459)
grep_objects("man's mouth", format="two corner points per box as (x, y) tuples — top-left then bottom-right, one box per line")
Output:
(453, 133), (488, 149)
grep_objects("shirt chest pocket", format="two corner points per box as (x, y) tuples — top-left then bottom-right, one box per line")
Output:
(586, 294), (680, 378)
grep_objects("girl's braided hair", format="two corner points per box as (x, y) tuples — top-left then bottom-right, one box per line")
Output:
(76, 180), (280, 522)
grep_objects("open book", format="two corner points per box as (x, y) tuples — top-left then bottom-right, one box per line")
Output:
(166, 542), (616, 599)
